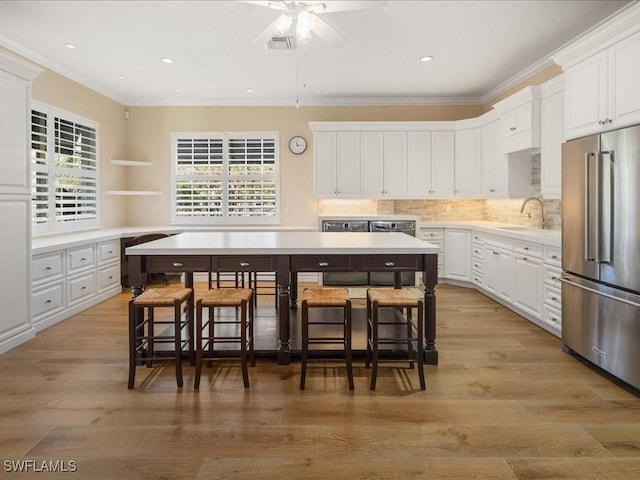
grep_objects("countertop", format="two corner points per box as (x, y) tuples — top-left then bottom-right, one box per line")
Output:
(125, 231), (441, 256)
(418, 221), (561, 247)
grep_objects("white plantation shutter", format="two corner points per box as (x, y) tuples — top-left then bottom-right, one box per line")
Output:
(31, 104), (99, 234)
(172, 132), (279, 223)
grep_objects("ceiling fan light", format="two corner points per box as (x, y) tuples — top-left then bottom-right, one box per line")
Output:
(274, 14), (294, 35)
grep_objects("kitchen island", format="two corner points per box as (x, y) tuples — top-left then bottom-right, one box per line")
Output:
(125, 231), (440, 364)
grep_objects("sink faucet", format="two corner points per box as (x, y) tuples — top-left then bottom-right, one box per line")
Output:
(520, 197), (546, 229)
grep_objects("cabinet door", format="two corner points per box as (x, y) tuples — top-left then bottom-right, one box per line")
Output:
(313, 131), (337, 196)
(565, 50), (608, 139)
(541, 91), (564, 198)
(609, 30), (640, 129)
(513, 254), (542, 319)
(495, 249), (513, 302)
(336, 132), (361, 196)
(431, 131), (455, 197)
(481, 119), (506, 196)
(407, 131), (431, 197)
(443, 229), (471, 281)
(0, 72), (30, 195)
(360, 131), (384, 196)
(483, 246), (499, 296)
(454, 128), (481, 196)
(383, 131), (408, 197)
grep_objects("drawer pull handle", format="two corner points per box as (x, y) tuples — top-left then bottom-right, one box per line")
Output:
(551, 296), (558, 301)
(551, 255), (559, 259)
(523, 257), (528, 261)
(385, 262), (395, 267)
(108, 275), (113, 280)
(81, 257), (86, 261)
(240, 262), (250, 267)
(108, 250), (113, 254)
(318, 262), (329, 267)
(172, 262), (183, 267)
(45, 299), (52, 303)
(524, 247), (529, 251)
(81, 286), (87, 290)
(45, 266), (52, 270)
(551, 276), (558, 280)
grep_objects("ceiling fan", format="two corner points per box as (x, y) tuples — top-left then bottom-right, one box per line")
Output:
(244, 1), (387, 48)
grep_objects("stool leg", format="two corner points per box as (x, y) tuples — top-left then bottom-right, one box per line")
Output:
(194, 300), (204, 390)
(345, 300), (354, 390)
(407, 307), (414, 370)
(300, 301), (308, 390)
(249, 296), (256, 367)
(147, 307), (154, 368)
(241, 300), (249, 388)
(174, 301), (183, 388)
(417, 302), (425, 390)
(128, 300), (136, 389)
(207, 307), (214, 369)
(188, 292), (195, 366)
(365, 294), (372, 369)
(370, 301), (379, 391)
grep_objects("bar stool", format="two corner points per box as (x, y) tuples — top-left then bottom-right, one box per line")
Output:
(128, 287), (194, 389)
(365, 288), (425, 391)
(300, 288), (353, 390)
(194, 288), (255, 390)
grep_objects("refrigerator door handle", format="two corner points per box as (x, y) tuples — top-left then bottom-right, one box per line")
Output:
(559, 277), (640, 307)
(584, 152), (595, 262)
(597, 150), (613, 263)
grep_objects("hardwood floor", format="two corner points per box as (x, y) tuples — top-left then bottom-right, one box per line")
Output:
(2, 284), (640, 479)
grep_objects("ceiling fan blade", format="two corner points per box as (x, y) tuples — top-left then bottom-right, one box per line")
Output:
(250, 22), (280, 46)
(242, 1), (289, 12)
(314, 1), (387, 13)
(311, 15), (347, 47)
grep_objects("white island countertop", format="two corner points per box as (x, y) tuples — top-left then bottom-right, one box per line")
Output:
(125, 231), (440, 256)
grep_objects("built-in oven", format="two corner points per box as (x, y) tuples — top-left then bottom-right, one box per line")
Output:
(321, 220), (369, 286)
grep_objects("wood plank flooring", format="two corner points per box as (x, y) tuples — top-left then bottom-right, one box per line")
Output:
(1, 283), (640, 479)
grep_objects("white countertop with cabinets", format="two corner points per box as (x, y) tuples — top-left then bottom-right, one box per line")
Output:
(418, 221), (561, 247)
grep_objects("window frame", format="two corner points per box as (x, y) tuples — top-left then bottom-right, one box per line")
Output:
(170, 131), (280, 225)
(31, 102), (100, 236)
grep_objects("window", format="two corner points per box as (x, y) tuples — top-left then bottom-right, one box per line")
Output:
(172, 132), (279, 223)
(31, 103), (99, 235)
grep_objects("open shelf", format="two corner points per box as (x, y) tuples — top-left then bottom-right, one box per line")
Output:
(110, 159), (153, 167)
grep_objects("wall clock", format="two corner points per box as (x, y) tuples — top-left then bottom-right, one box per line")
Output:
(289, 136), (307, 154)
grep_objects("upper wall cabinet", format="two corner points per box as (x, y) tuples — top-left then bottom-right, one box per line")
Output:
(493, 86), (542, 154)
(313, 130), (361, 197)
(360, 131), (408, 197)
(540, 77), (564, 199)
(552, 3), (640, 139)
(407, 130), (455, 198)
(454, 123), (482, 197)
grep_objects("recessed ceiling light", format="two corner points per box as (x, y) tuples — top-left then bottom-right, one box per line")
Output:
(246, 88), (254, 93)
(64, 43), (76, 49)
(161, 57), (174, 64)
(420, 56), (434, 63)
(175, 89), (182, 93)
(117, 75), (126, 80)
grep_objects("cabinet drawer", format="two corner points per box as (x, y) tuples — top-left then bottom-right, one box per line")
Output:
(472, 257), (484, 272)
(542, 303), (562, 331)
(98, 240), (120, 265)
(543, 284), (562, 310)
(543, 245), (562, 267)
(215, 255), (277, 272)
(513, 239), (542, 258)
(471, 245), (484, 259)
(471, 232), (485, 244)
(32, 251), (64, 285)
(419, 228), (443, 241)
(146, 256), (210, 273)
(68, 272), (96, 306)
(359, 254), (423, 272)
(291, 255), (357, 272)
(543, 264), (562, 289)
(32, 282), (64, 319)
(99, 264), (121, 291)
(472, 273), (484, 288)
(68, 245), (96, 274)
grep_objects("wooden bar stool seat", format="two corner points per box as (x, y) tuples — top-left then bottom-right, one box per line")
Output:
(365, 288), (425, 391)
(300, 288), (353, 390)
(194, 288), (255, 390)
(128, 287), (194, 389)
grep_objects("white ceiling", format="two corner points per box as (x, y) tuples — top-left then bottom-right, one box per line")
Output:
(0, 0), (632, 106)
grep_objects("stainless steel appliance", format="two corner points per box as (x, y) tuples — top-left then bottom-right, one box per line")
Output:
(368, 220), (416, 286)
(561, 124), (640, 390)
(321, 220), (369, 285)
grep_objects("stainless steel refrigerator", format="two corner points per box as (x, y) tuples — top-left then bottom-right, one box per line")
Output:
(561, 124), (640, 390)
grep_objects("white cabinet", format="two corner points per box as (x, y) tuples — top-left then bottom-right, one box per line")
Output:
(443, 229), (471, 281)
(540, 80), (564, 199)
(361, 131), (408, 197)
(493, 86), (542, 154)
(561, 30), (640, 139)
(0, 51), (41, 355)
(312, 131), (361, 197)
(471, 232), (485, 288)
(541, 245), (562, 334)
(480, 119), (504, 197)
(419, 228), (444, 278)
(483, 236), (513, 302)
(407, 130), (455, 197)
(454, 128), (481, 196)
(512, 240), (543, 320)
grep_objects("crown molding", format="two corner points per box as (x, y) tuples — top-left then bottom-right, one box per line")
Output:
(480, 56), (555, 105)
(0, 47), (43, 81)
(551, 1), (640, 69)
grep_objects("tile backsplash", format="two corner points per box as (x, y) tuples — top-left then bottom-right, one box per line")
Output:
(318, 198), (562, 230)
